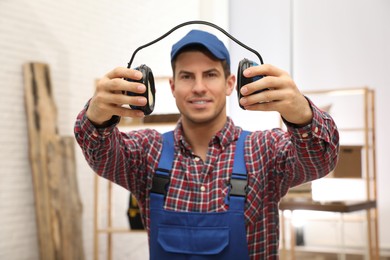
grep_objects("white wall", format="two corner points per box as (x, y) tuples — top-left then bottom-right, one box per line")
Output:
(0, 0), (227, 259)
(292, 0), (390, 250)
(1, 0), (389, 258)
(229, 0), (390, 253)
(228, 0), (292, 131)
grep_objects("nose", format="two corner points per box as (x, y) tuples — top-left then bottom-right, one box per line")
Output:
(192, 77), (207, 94)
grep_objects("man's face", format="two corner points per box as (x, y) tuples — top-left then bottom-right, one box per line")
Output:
(170, 51), (235, 127)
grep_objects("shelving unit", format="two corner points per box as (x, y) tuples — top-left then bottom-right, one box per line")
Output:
(279, 87), (379, 260)
(93, 175), (146, 260)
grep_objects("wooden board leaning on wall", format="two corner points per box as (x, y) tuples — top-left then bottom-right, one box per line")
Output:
(23, 62), (85, 260)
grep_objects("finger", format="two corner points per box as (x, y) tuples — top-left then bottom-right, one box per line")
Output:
(111, 105), (146, 118)
(240, 88), (279, 107)
(102, 90), (148, 107)
(92, 101), (145, 118)
(108, 78), (147, 94)
(242, 100), (282, 112)
(105, 67), (143, 81)
(240, 75), (277, 96)
(243, 64), (287, 78)
(97, 76), (147, 97)
(241, 69), (296, 97)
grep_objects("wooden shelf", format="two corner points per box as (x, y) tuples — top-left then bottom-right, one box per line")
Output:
(279, 87), (379, 260)
(280, 199), (377, 213)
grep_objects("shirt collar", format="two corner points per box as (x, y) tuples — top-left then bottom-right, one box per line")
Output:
(173, 117), (240, 153)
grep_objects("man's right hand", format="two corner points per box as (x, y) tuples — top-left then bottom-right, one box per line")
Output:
(86, 67), (147, 126)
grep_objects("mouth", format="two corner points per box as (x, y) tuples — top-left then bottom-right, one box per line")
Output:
(191, 100), (208, 105)
(189, 99), (212, 108)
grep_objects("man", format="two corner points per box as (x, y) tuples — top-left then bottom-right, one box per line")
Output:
(74, 29), (339, 259)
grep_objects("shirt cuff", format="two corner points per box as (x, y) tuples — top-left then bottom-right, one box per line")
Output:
(79, 102), (120, 141)
(285, 99), (332, 144)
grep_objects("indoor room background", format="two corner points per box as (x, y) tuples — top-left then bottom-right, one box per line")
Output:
(0, 0), (389, 259)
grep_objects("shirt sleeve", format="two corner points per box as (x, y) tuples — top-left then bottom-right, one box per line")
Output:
(277, 98), (340, 198)
(73, 102), (162, 201)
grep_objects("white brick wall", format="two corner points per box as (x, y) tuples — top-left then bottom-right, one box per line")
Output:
(0, 0), (229, 259)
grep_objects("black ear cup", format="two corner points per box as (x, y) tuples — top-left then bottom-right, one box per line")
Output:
(237, 58), (264, 110)
(125, 64), (156, 115)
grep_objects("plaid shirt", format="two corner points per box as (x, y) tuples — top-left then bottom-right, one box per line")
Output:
(74, 100), (339, 259)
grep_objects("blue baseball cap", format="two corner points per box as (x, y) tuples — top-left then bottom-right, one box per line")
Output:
(171, 29), (230, 67)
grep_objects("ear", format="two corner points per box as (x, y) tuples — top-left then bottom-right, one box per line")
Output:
(225, 74), (236, 96)
(169, 77), (175, 97)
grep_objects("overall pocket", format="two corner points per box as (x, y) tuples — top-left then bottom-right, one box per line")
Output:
(157, 224), (230, 255)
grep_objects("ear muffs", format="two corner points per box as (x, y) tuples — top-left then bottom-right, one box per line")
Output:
(237, 58), (265, 110)
(125, 64), (155, 115)
(125, 20), (264, 115)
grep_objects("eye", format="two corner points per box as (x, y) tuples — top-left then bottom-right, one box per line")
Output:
(179, 73), (192, 80)
(206, 72), (218, 78)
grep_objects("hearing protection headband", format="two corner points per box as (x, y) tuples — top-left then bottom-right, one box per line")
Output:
(127, 20), (264, 69)
(125, 20), (264, 115)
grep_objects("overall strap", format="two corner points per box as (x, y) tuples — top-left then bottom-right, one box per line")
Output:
(151, 131), (175, 195)
(157, 131), (175, 174)
(151, 130), (251, 198)
(232, 130), (250, 177)
(229, 130), (250, 198)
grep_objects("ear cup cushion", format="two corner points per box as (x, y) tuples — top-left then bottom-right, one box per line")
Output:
(237, 59), (252, 109)
(236, 59), (264, 110)
(125, 65), (156, 115)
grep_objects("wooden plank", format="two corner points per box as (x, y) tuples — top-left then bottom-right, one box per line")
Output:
(279, 199), (377, 213)
(23, 62), (84, 260)
(143, 113), (180, 124)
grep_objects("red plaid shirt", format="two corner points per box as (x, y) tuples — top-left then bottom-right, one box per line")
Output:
(74, 100), (339, 259)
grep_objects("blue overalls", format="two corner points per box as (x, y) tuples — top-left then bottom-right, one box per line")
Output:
(149, 131), (250, 260)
